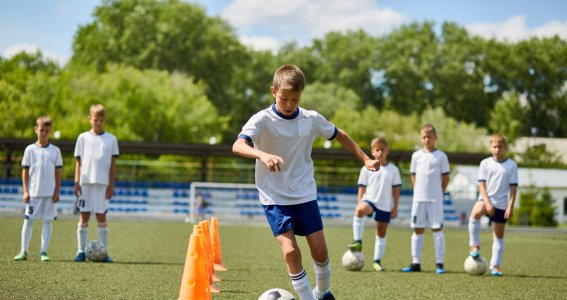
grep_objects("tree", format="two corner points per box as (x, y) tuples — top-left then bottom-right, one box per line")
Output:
(510, 187), (557, 226)
(489, 92), (526, 143)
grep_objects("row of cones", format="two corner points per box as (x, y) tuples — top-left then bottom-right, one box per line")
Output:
(178, 217), (228, 300)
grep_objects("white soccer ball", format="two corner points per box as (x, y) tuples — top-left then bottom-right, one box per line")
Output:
(258, 288), (296, 300)
(85, 240), (107, 262)
(341, 250), (365, 271)
(464, 255), (488, 275)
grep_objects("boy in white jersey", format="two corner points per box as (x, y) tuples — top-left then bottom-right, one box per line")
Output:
(233, 64), (380, 300)
(347, 137), (401, 271)
(402, 124), (450, 274)
(14, 116), (62, 262)
(468, 133), (518, 276)
(73, 104), (119, 262)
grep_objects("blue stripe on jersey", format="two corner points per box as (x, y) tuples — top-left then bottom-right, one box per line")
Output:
(442, 172), (450, 175)
(56, 166), (63, 168)
(510, 183), (518, 186)
(271, 104), (299, 120)
(328, 127), (338, 140)
(238, 134), (252, 144)
(478, 179), (487, 182)
(392, 184), (402, 187)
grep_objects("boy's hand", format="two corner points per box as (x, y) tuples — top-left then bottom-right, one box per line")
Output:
(106, 186), (114, 200)
(485, 202), (495, 216)
(504, 207), (513, 219)
(52, 193), (60, 203)
(74, 183), (82, 197)
(23, 192), (30, 204)
(260, 153), (285, 172)
(364, 159), (380, 172)
(391, 207), (398, 219)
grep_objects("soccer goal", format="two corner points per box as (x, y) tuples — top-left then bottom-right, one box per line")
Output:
(188, 182), (260, 223)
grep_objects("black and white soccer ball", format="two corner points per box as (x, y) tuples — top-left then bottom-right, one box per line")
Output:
(342, 250), (365, 271)
(464, 255), (488, 275)
(85, 240), (107, 262)
(258, 288), (296, 300)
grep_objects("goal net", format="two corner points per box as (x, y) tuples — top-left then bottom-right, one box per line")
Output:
(188, 182), (260, 223)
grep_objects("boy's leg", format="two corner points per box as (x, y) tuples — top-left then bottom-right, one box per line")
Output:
(468, 202), (485, 257)
(306, 230), (331, 299)
(411, 229), (424, 265)
(276, 230), (314, 300)
(490, 223), (506, 275)
(15, 218), (35, 260)
(349, 202), (373, 251)
(40, 220), (53, 254)
(75, 212), (90, 261)
(96, 213), (108, 247)
(373, 222), (388, 271)
(433, 228), (445, 273)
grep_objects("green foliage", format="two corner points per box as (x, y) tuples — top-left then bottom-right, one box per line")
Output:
(510, 187), (558, 226)
(515, 144), (565, 168)
(489, 92), (525, 143)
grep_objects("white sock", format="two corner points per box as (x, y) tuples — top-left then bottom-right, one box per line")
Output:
(433, 231), (445, 264)
(21, 218), (35, 252)
(375, 236), (386, 261)
(352, 216), (364, 242)
(290, 268), (314, 300)
(98, 223), (108, 248)
(77, 223), (88, 253)
(468, 218), (481, 247)
(40, 220), (52, 253)
(313, 258), (331, 297)
(491, 238), (504, 268)
(411, 233), (423, 264)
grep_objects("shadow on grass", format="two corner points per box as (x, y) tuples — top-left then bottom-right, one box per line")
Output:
(446, 270), (566, 279)
(56, 260), (183, 266)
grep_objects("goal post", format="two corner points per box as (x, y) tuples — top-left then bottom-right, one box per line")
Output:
(188, 182), (258, 223)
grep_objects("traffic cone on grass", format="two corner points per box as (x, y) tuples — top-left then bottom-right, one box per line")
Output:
(178, 232), (211, 300)
(210, 217), (228, 271)
(200, 220), (222, 282)
(194, 226), (221, 293)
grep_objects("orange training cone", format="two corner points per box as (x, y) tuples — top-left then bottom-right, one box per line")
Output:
(178, 233), (211, 300)
(200, 220), (222, 282)
(194, 226), (220, 293)
(210, 217), (228, 271)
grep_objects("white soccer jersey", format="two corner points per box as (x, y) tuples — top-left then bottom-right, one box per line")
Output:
(74, 131), (119, 186)
(358, 163), (402, 212)
(410, 149), (450, 202)
(238, 104), (337, 205)
(477, 157), (518, 210)
(21, 143), (63, 197)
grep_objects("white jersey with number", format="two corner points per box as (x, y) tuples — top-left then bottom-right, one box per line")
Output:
(358, 163), (402, 212)
(21, 143), (63, 197)
(74, 131), (119, 186)
(238, 104), (337, 205)
(410, 149), (450, 202)
(477, 157), (518, 210)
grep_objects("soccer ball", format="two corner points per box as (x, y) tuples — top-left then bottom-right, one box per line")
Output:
(341, 250), (365, 271)
(85, 240), (107, 262)
(464, 255), (488, 275)
(258, 288), (296, 300)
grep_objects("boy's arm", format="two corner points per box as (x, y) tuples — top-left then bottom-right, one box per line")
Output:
(22, 169), (30, 203)
(392, 186), (401, 219)
(74, 159), (81, 197)
(411, 174), (416, 186)
(441, 174), (450, 192)
(106, 157), (116, 199)
(232, 138), (285, 172)
(357, 185), (366, 202)
(479, 181), (494, 216)
(334, 129), (379, 171)
(505, 185), (518, 219)
(53, 168), (61, 203)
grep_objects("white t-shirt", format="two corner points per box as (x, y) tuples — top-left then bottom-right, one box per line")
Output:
(74, 131), (119, 186)
(238, 104), (337, 205)
(358, 162), (402, 212)
(477, 157), (518, 210)
(21, 143), (63, 197)
(410, 149), (450, 202)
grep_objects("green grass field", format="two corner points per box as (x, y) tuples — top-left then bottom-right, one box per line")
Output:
(1, 216), (566, 299)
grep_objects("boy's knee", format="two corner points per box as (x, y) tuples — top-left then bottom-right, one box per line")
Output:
(282, 245), (301, 261)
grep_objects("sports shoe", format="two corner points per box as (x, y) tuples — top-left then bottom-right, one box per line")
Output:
(102, 255), (113, 263)
(490, 268), (503, 276)
(373, 261), (384, 271)
(347, 240), (362, 252)
(74, 252), (86, 262)
(401, 263), (421, 272)
(312, 288), (335, 300)
(40, 252), (50, 262)
(470, 246), (480, 259)
(435, 263), (445, 274)
(14, 251), (27, 261)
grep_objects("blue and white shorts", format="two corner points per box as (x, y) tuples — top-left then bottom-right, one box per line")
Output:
(25, 197), (57, 221)
(362, 200), (391, 223)
(263, 200), (323, 237)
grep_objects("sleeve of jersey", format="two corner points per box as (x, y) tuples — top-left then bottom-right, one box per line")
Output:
(478, 160), (487, 182)
(357, 167), (367, 186)
(314, 112), (337, 140)
(238, 113), (261, 144)
(56, 148), (63, 168)
(393, 166), (402, 186)
(410, 152), (417, 175)
(441, 153), (450, 175)
(21, 148), (30, 168)
(112, 137), (120, 157)
(74, 136), (82, 159)
(510, 162), (519, 186)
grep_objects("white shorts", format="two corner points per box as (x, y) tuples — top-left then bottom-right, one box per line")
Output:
(25, 197), (57, 220)
(78, 184), (109, 214)
(410, 201), (443, 229)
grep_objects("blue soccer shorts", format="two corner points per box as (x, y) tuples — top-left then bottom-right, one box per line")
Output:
(263, 200), (323, 237)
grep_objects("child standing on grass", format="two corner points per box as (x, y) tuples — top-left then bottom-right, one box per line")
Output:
(347, 137), (401, 272)
(73, 104), (119, 262)
(402, 124), (450, 274)
(233, 64), (380, 300)
(468, 133), (518, 276)
(14, 116), (63, 262)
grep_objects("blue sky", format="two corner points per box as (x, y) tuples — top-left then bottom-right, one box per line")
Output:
(1, 0), (566, 64)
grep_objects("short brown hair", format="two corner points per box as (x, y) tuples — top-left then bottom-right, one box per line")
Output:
(490, 133), (507, 145)
(273, 64), (305, 92)
(90, 104), (106, 118)
(421, 123), (437, 136)
(36, 116), (52, 127)
(371, 137), (388, 149)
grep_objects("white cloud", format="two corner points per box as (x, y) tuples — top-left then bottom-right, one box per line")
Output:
(222, 0), (407, 51)
(239, 36), (282, 53)
(466, 15), (567, 42)
(2, 43), (68, 65)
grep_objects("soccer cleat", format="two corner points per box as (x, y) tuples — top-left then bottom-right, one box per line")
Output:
(470, 246), (480, 259)
(347, 240), (362, 252)
(40, 252), (50, 262)
(435, 263), (445, 274)
(373, 261), (384, 271)
(490, 268), (503, 276)
(401, 263), (421, 272)
(14, 251), (28, 261)
(313, 288), (335, 300)
(102, 255), (113, 263)
(74, 252), (86, 262)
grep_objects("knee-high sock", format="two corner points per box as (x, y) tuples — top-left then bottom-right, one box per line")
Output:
(433, 231), (445, 264)
(77, 223), (88, 252)
(21, 218), (35, 252)
(313, 257), (331, 296)
(491, 238), (504, 268)
(468, 218), (481, 247)
(97, 223), (108, 248)
(352, 216), (364, 242)
(290, 268), (314, 300)
(40, 220), (52, 253)
(411, 233), (423, 264)
(374, 236), (386, 261)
